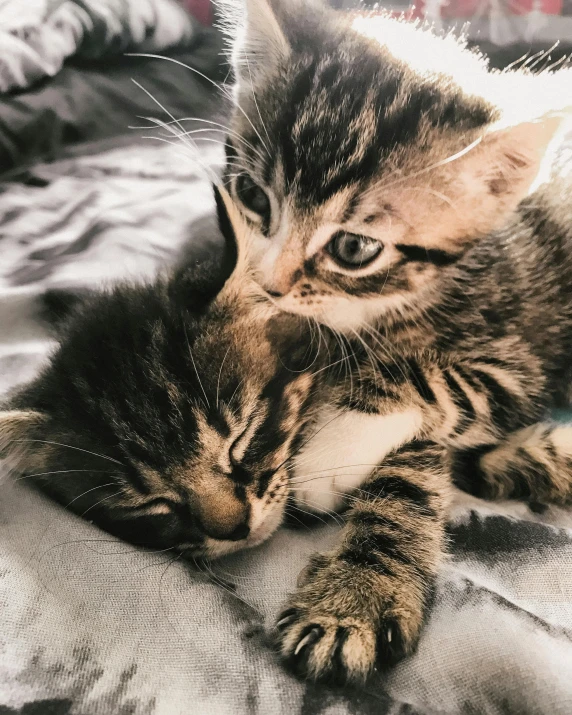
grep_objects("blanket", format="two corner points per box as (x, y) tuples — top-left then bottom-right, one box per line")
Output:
(0, 0), (196, 94)
(1, 131), (572, 715)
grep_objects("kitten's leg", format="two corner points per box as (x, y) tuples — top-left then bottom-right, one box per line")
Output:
(277, 441), (448, 683)
(452, 421), (572, 506)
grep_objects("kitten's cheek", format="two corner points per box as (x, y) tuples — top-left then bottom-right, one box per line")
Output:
(248, 508), (285, 547)
(248, 492), (287, 545)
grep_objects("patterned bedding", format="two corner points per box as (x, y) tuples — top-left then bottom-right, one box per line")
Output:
(0, 0), (196, 94)
(1, 5), (572, 714)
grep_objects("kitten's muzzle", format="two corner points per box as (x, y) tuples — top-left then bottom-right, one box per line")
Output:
(196, 493), (251, 542)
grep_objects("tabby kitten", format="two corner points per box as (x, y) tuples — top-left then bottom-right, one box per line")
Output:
(219, 0), (572, 682)
(0, 187), (315, 560)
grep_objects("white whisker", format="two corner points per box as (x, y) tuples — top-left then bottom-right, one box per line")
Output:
(183, 324), (210, 409)
(216, 345), (232, 410)
(12, 439), (124, 465)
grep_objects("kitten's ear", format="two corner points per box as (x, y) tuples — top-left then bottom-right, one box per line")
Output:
(0, 410), (45, 460)
(219, 0), (291, 83)
(456, 114), (564, 235)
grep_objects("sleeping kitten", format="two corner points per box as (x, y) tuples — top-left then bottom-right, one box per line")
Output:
(0, 187), (315, 560)
(219, 0), (572, 682)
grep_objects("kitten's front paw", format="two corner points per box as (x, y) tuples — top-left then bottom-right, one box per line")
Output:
(275, 554), (423, 683)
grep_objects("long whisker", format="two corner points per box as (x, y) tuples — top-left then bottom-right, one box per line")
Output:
(243, 50), (273, 149)
(126, 53), (270, 158)
(359, 135), (483, 204)
(138, 125), (220, 182)
(132, 115), (264, 159)
(158, 551), (185, 635)
(228, 376), (245, 413)
(31, 482), (123, 569)
(289, 463), (383, 484)
(13, 469), (117, 483)
(287, 502), (331, 527)
(275, 409), (349, 477)
(284, 507), (313, 532)
(12, 439), (124, 466)
(216, 345), (232, 410)
(195, 558), (257, 611)
(80, 491), (122, 517)
(289, 485), (384, 511)
(183, 323), (210, 409)
(131, 79), (193, 154)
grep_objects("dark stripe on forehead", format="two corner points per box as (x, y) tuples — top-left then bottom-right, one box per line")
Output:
(341, 189), (363, 224)
(243, 372), (292, 461)
(396, 244), (461, 267)
(121, 462), (153, 496)
(280, 57), (319, 189)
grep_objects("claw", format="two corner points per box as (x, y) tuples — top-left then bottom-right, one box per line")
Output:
(294, 626), (322, 656)
(276, 609), (298, 630)
(276, 615), (295, 629)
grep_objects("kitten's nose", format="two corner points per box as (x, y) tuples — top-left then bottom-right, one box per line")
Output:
(202, 518), (250, 542)
(195, 492), (251, 541)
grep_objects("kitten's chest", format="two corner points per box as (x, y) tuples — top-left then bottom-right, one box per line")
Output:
(292, 406), (423, 514)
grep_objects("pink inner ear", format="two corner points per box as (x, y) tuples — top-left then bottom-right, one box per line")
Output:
(482, 117), (563, 196)
(487, 149), (531, 196)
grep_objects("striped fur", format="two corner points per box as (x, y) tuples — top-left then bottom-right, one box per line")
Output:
(0, 187), (318, 560)
(279, 183), (572, 681)
(452, 422), (572, 505)
(279, 442), (448, 681)
(219, 0), (572, 682)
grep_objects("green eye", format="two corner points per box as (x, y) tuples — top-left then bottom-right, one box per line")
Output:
(236, 174), (270, 219)
(326, 231), (383, 268)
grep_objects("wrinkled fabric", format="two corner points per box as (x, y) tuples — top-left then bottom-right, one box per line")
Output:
(0, 0), (196, 94)
(0, 137), (572, 715)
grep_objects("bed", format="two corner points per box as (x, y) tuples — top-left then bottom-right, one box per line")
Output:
(1, 2), (572, 713)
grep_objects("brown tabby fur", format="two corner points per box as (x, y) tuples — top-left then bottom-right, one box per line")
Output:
(220, 0), (572, 683)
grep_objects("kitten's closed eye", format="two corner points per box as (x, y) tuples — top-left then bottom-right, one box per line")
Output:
(131, 498), (176, 515)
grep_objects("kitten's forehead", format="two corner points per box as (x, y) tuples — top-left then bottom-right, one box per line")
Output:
(236, 25), (496, 208)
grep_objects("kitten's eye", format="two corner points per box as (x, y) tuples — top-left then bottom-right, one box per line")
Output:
(236, 174), (270, 218)
(326, 231), (383, 269)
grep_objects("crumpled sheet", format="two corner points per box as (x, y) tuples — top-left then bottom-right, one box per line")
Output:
(0, 0), (196, 94)
(0, 138), (571, 715)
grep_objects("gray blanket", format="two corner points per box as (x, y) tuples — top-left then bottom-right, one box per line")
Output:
(1, 134), (572, 714)
(0, 0), (196, 94)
